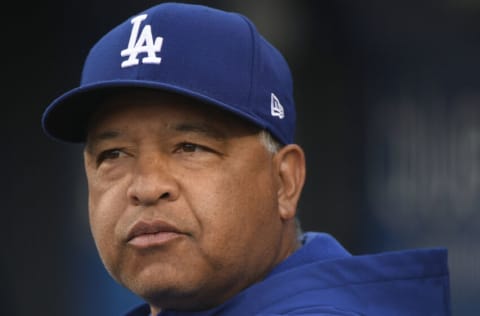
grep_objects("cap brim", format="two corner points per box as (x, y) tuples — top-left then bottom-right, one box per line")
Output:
(42, 80), (268, 143)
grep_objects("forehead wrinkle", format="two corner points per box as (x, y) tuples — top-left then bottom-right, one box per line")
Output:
(169, 122), (227, 140)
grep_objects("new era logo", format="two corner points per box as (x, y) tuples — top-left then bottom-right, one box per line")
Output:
(271, 93), (285, 119)
(120, 14), (164, 68)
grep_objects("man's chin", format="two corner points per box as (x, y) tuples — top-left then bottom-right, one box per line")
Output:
(135, 284), (220, 312)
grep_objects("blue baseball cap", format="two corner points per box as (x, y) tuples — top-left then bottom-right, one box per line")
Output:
(41, 2), (296, 144)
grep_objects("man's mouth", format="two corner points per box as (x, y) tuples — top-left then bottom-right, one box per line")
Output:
(127, 220), (183, 248)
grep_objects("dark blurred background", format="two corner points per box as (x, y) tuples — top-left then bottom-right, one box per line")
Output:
(2, 0), (479, 315)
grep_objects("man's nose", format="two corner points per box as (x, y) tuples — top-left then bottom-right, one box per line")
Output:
(126, 155), (180, 206)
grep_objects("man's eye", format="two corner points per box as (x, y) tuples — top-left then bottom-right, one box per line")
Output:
(97, 149), (123, 164)
(179, 143), (202, 153)
(176, 142), (217, 154)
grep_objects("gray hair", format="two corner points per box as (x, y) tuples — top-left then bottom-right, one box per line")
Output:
(258, 129), (282, 153)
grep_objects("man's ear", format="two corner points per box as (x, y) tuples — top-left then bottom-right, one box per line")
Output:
(274, 144), (306, 220)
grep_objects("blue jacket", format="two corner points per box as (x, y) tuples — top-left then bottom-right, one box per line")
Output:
(126, 232), (451, 315)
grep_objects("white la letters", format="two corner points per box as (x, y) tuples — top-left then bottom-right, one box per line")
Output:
(120, 14), (163, 68)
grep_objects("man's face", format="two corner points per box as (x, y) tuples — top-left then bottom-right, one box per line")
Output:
(83, 90), (295, 310)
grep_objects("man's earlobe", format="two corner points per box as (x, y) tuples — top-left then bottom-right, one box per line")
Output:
(275, 144), (306, 220)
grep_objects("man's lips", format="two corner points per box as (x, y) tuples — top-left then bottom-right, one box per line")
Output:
(126, 220), (184, 248)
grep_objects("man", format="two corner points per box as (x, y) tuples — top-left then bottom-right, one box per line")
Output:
(41, 3), (451, 315)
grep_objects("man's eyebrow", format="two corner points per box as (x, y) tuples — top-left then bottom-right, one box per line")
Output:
(85, 122), (227, 152)
(171, 122), (227, 140)
(85, 130), (121, 153)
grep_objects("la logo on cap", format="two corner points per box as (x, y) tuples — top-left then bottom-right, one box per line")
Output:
(120, 14), (164, 68)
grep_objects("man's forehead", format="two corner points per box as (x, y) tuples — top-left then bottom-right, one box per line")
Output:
(84, 90), (262, 148)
